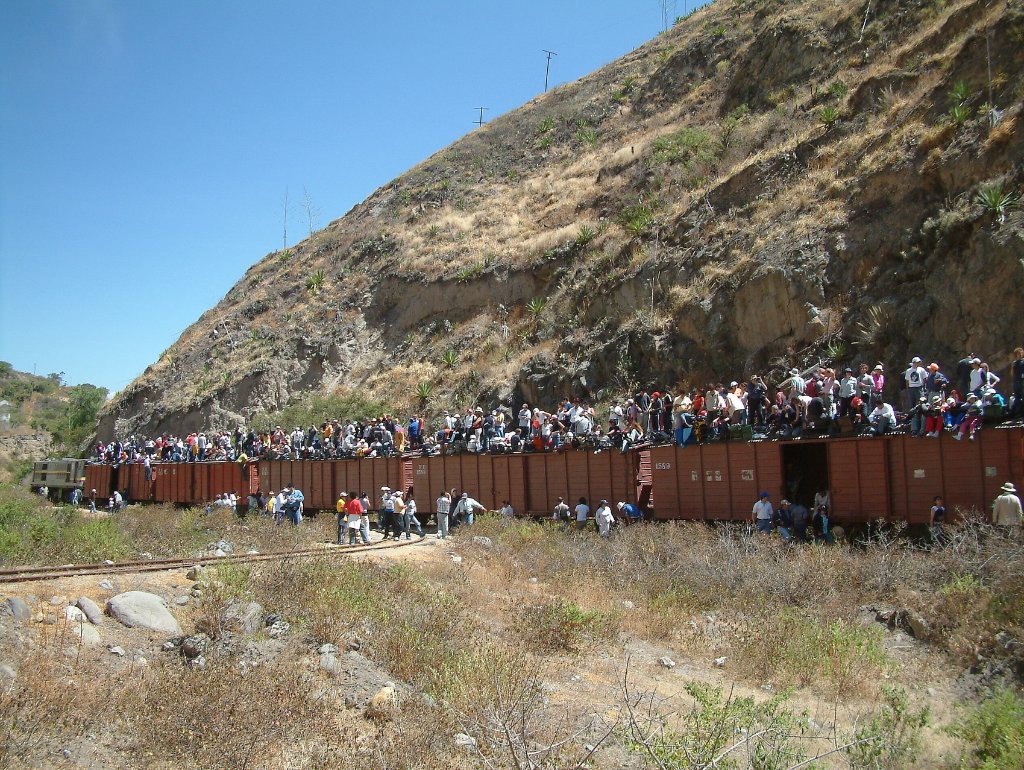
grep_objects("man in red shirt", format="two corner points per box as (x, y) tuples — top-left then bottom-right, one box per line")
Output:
(344, 492), (365, 545)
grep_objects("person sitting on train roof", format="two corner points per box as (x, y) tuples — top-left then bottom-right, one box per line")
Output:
(869, 394), (896, 436)
(954, 394), (983, 441)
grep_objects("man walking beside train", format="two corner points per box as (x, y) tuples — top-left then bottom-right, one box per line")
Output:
(992, 482), (1022, 531)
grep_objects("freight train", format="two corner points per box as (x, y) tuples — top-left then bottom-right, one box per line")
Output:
(77, 427), (1024, 525)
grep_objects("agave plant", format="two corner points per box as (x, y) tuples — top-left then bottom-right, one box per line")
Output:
(305, 268), (326, 294)
(976, 180), (1019, 224)
(818, 106), (840, 128)
(526, 296), (547, 318)
(441, 350), (458, 369)
(415, 380), (434, 404)
(949, 103), (971, 127)
(575, 224), (596, 247)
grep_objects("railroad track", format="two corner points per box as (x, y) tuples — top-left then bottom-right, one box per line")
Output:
(0, 534), (426, 584)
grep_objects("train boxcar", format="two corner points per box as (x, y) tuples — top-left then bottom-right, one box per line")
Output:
(88, 424), (1023, 524)
(647, 426), (1024, 524)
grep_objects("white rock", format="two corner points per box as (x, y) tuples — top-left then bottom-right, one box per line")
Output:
(98, 580), (114, 591)
(450, 555), (463, 564)
(162, 641), (177, 652)
(213, 549), (227, 557)
(528, 577), (539, 584)
(174, 596), (189, 606)
(106, 591), (182, 635)
(50, 595), (67, 606)
(454, 733), (478, 750)
(69, 623), (102, 647)
(713, 656), (728, 668)
(221, 601), (264, 634)
(64, 606), (86, 623)
(320, 652), (342, 675)
(621, 600), (635, 609)
(102, 560), (114, 567)
(109, 646), (126, 656)
(471, 536), (493, 548)
(318, 643), (339, 655)
(658, 657), (676, 669)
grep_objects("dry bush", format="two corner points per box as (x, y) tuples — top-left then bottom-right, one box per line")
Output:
(125, 654), (325, 770)
(459, 516), (1024, 689)
(0, 630), (134, 767)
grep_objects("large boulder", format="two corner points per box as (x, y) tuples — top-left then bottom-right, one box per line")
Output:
(106, 592), (182, 635)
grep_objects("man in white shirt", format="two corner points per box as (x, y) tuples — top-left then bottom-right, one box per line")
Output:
(869, 396), (896, 435)
(752, 492), (774, 534)
(904, 357), (927, 409)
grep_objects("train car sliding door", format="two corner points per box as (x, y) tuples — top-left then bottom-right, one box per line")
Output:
(781, 442), (830, 511)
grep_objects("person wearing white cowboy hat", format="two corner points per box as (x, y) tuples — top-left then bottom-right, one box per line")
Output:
(992, 482), (1022, 528)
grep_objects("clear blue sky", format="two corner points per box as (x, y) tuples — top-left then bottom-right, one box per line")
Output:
(1, 0), (697, 394)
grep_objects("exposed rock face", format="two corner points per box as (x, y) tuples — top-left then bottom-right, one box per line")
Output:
(98, 0), (1024, 438)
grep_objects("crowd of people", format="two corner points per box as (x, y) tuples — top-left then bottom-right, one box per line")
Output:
(92, 349), (1024, 467)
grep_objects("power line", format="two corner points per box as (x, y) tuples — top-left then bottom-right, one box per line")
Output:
(542, 49), (558, 92)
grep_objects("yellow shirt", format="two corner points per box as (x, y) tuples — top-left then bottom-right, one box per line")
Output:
(336, 497), (347, 514)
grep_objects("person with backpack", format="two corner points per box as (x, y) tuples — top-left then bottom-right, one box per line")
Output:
(552, 497), (571, 532)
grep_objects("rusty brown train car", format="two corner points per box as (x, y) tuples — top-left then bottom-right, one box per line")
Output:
(86, 426), (1023, 524)
(647, 427), (1024, 524)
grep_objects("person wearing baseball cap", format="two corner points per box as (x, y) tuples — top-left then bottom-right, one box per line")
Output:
(905, 358), (927, 410)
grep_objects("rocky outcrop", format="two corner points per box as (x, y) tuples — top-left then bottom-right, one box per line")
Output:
(98, 0), (1024, 439)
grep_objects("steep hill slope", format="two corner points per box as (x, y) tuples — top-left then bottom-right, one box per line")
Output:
(98, 0), (1024, 439)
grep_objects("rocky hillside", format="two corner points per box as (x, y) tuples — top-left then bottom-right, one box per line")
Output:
(98, 0), (1024, 439)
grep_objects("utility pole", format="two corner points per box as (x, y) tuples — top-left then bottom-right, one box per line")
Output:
(282, 187), (289, 250)
(542, 50), (558, 92)
(474, 107), (488, 127)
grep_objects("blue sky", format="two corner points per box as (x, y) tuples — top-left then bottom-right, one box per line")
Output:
(0, 0), (696, 393)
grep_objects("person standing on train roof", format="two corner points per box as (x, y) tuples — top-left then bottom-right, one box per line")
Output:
(992, 482), (1022, 529)
(752, 492), (773, 534)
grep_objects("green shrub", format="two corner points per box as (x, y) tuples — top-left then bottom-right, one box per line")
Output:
(626, 682), (817, 769)
(948, 688), (1024, 770)
(848, 686), (929, 769)
(521, 599), (615, 653)
(737, 608), (889, 694)
(650, 127), (715, 166)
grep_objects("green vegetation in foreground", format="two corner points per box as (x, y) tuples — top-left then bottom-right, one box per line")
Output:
(0, 484), (132, 565)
